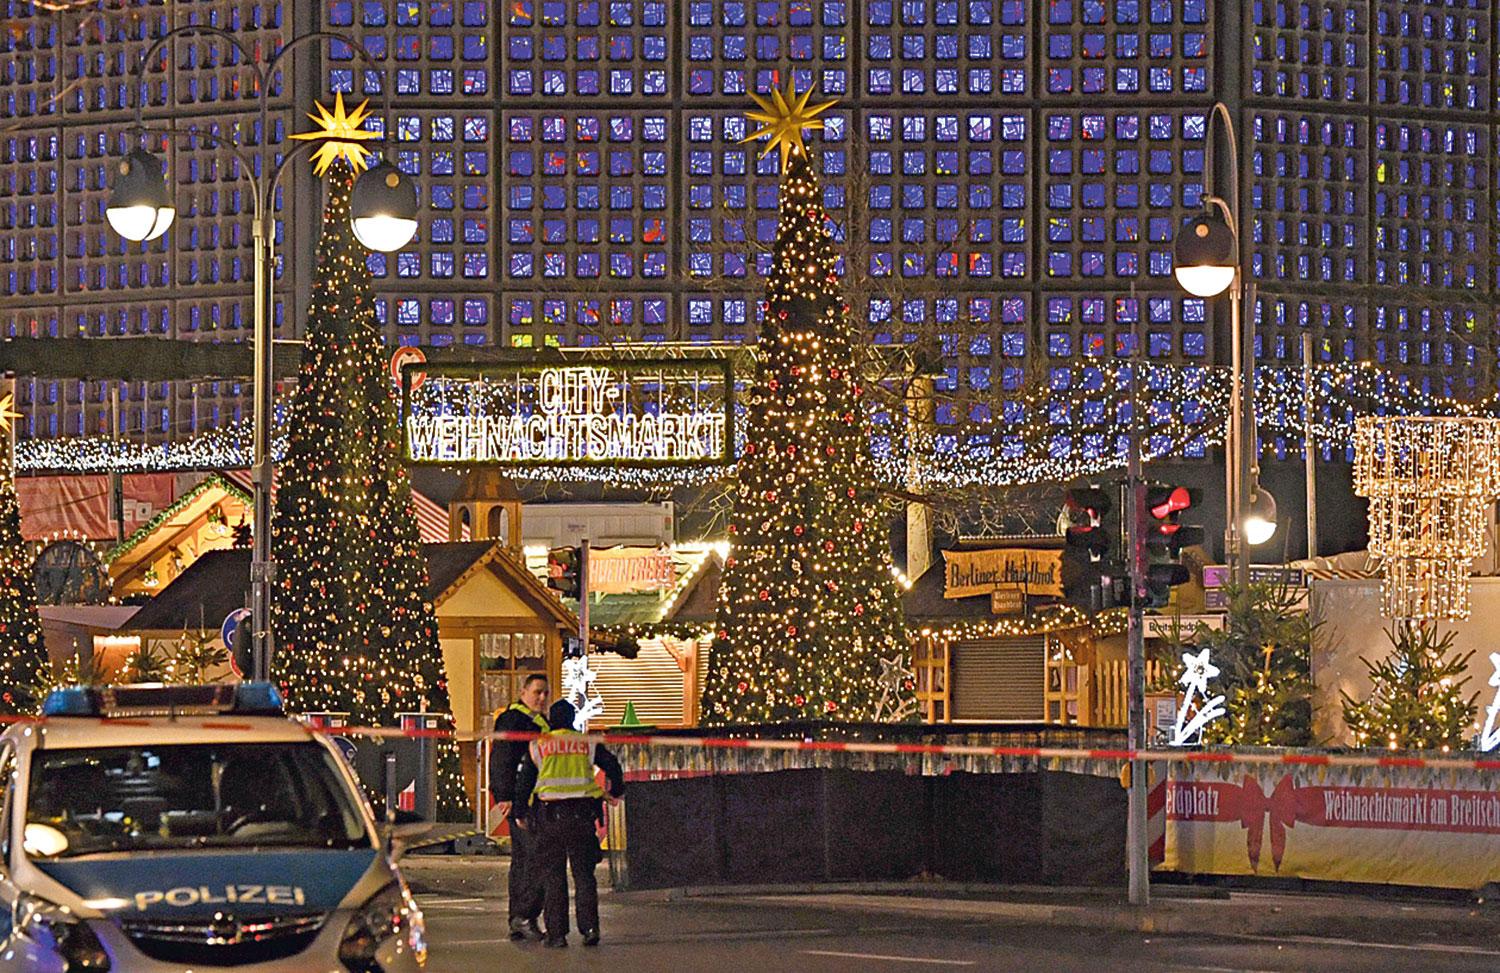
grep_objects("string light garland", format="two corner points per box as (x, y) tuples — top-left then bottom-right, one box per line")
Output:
(700, 91), (915, 724)
(1353, 416), (1500, 621)
(14, 422), (285, 475)
(1258, 360), (1500, 446)
(269, 161), (464, 816)
(0, 393), (52, 714)
(103, 475), (251, 563)
(19, 357), (1490, 488)
(914, 605), (1127, 644)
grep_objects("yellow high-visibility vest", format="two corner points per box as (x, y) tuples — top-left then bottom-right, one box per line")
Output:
(529, 729), (606, 802)
(507, 701), (549, 733)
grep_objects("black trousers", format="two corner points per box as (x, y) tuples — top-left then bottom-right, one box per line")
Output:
(535, 800), (603, 938)
(507, 813), (543, 922)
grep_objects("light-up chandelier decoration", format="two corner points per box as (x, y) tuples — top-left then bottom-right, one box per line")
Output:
(1353, 416), (1500, 621)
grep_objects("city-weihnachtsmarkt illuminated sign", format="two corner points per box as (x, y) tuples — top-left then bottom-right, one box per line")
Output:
(402, 359), (732, 468)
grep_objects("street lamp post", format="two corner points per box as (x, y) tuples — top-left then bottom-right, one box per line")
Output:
(1173, 102), (1276, 589)
(108, 28), (419, 681)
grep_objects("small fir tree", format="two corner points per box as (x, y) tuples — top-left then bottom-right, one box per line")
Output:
(1343, 622), (1477, 751)
(272, 161), (464, 815)
(1155, 581), (1315, 746)
(0, 402), (51, 714)
(701, 86), (913, 724)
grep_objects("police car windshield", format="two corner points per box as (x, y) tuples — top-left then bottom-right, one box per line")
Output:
(24, 744), (369, 859)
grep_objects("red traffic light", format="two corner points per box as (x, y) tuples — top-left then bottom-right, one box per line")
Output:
(1149, 485), (1193, 520)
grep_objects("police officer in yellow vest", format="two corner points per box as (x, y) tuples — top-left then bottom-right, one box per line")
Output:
(488, 674), (551, 941)
(516, 699), (624, 948)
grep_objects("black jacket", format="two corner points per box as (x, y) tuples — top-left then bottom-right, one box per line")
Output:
(514, 738), (625, 809)
(489, 704), (548, 804)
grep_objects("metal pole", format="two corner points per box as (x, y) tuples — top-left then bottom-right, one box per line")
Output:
(1125, 299), (1149, 908)
(1, 375), (14, 479)
(1302, 332), (1317, 561)
(109, 386), (125, 546)
(1226, 279), (1243, 590)
(250, 214), (274, 683)
(1237, 282), (1257, 588)
(578, 536), (590, 652)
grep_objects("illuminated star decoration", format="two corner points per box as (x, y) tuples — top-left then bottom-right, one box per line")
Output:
(1479, 652), (1500, 752)
(740, 80), (838, 170)
(1170, 648), (1226, 747)
(874, 655), (919, 722)
(290, 92), (380, 177)
(0, 394), (20, 433)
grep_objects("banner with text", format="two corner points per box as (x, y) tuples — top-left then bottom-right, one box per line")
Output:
(942, 548), (1063, 599)
(587, 546), (678, 594)
(16, 473), (178, 540)
(1161, 761), (1500, 889)
(403, 359), (732, 468)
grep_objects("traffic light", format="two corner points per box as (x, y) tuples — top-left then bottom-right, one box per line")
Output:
(547, 546), (580, 598)
(1139, 484), (1203, 608)
(1061, 486), (1112, 555)
(1060, 486), (1118, 611)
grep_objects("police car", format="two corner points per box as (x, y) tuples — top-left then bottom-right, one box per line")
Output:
(0, 683), (427, 972)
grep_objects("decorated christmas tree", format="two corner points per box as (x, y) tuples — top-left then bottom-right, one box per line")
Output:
(0, 393), (52, 714)
(1343, 622), (1477, 751)
(1157, 581), (1315, 746)
(701, 85), (914, 724)
(271, 144), (463, 813)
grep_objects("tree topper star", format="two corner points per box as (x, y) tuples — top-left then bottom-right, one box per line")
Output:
(290, 93), (381, 177)
(740, 81), (838, 170)
(0, 393), (20, 433)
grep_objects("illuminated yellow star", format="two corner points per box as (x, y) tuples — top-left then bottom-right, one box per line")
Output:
(740, 81), (838, 170)
(290, 92), (381, 177)
(0, 393), (19, 432)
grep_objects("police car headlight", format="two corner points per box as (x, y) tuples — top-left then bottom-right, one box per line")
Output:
(13, 892), (111, 971)
(338, 883), (425, 972)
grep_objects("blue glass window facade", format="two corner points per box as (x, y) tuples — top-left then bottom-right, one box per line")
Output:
(0, 0), (1492, 453)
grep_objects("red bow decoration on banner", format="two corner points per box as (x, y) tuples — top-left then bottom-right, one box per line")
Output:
(1237, 774), (1298, 871)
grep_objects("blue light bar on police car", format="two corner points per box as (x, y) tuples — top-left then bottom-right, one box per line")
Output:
(41, 683), (284, 718)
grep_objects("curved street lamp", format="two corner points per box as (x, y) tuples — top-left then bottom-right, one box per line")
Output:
(1171, 102), (1259, 590)
(105, 149), (177, 242)
(1173, 209), (1236, 299)
(106, 27), (415, 682)
(1244, 485), (1279, 547)
(350, 161), (419, 252)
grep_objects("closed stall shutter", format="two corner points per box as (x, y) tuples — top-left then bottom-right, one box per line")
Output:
(590, 642), (688, 727)
(950, 636), (1045, 721)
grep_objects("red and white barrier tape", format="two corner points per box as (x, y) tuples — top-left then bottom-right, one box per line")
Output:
(17, 712), (1497, 773)
(319, 726), (1500, 774)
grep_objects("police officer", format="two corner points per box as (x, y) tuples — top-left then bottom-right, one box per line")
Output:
(488, 673), (550, 941)
(517, 699), (624, 948)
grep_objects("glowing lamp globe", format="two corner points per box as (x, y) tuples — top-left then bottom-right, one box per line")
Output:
(106, 149), (176, 242)
(1173, 212), (1236, 298)
(350, 162), (418, 252)
(1243, 488), (1279, 547)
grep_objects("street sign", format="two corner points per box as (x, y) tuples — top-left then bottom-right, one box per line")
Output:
(221, 608), (251, 676)
(1203, 564), (1305, 589)
(1142, 614), (1225, 639)
(390, 345), (427, 391)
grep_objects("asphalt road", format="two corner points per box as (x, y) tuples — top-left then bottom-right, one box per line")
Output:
(418, 892), (1500, 973)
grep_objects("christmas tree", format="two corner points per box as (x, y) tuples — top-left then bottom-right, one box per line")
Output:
(1157, 581), (1315, 746)
(0, 393), (52, 714)
(271, 158), (463, 814)
(701, 85), (913, 724)
(1343, 622), (1477, 751)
